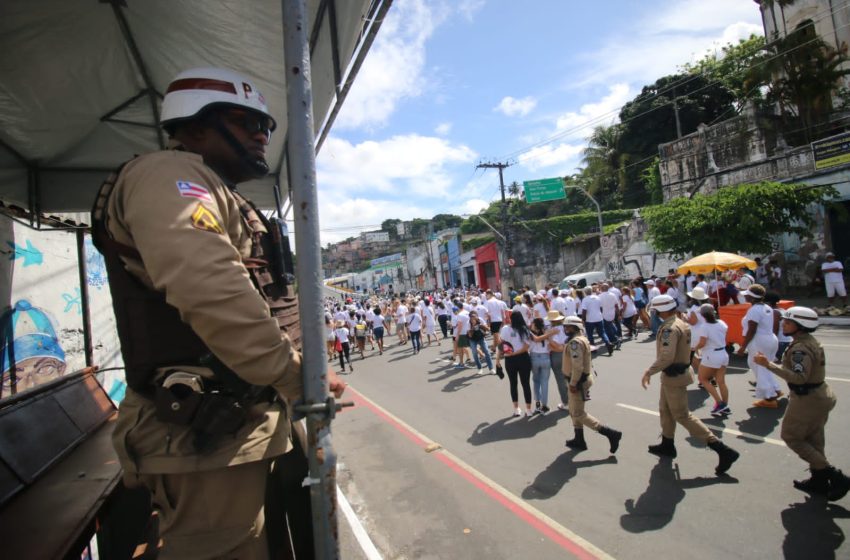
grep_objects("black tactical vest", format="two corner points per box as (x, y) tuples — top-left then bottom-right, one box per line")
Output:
(91, 162), (300, 394)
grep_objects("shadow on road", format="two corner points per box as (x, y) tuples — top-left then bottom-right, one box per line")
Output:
(687, 387), (711, 410)
(781, 496), (849, 559)
(734, 401), (787, 444)
(620, 458), (738, 533)
(522, 449), (617, 500)
(467, 412), (567, 445)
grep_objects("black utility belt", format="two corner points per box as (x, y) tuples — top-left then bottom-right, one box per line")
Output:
(788, 382), (823, 396)
(663, 363), (690, 376)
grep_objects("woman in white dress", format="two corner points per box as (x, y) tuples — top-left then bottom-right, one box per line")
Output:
(422, 299), (439, 346)
(737, 284), (783, 407)
(686, 286), (710, 371)
(695, 304), (731, 416)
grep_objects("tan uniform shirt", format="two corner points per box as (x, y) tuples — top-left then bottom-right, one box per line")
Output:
(562, 334), (593, 390)
(647, 316), (693, 387)
(108, 150), (302, 475)
(766, 332), (827, 386)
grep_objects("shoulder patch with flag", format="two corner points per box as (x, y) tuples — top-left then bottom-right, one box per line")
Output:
(176, 180), (213, 202)
(191, 203), (224, 234)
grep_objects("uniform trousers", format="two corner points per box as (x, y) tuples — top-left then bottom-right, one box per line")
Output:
(569, 393), (601, 431)
(659, 383), (714, 442)
(549, 352), (569, 405)
(140, 460), (270, 560)
(748, 334), (782, 399)
(781, 388), (837, 470)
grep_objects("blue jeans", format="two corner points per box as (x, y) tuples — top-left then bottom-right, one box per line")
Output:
(650, 311), (662, 336)
(585, 321), (610, 346)
(470, 337), (493, 370)
(603, 319), (619, 344)
(530, 352), (551, 406)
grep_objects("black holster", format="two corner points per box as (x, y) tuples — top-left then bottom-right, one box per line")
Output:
(788, 382), (823, 396)
(663, 363), (689, 377)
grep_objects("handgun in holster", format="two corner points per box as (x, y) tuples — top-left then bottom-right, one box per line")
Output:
(663, 363), (689, 377)
(577, 373), (590, 401)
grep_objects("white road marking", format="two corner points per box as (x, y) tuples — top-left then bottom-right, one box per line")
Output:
(337, 485), (383, 560)
(616, 403), (787, 447)
(826, 376), (850, 383)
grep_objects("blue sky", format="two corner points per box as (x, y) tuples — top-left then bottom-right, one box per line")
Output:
(315, 0), (764, 245)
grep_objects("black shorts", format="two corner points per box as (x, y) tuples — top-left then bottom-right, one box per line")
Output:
(489, 321), (502, 333)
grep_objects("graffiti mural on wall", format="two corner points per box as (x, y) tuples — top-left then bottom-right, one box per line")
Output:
(6, 239), (43, 267)
(85, 237), (108, 289)
(1, 300), (67, 398)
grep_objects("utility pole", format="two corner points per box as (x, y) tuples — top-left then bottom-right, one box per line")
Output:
(476, 160), (513, 298)
(672, 86), (683, 139)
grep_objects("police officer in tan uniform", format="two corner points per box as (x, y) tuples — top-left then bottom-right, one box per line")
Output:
(754, 307), (850, 500)
(562, 315), (622, 453)
(641, 295), (739, 475)
(92, 68), (345, 559)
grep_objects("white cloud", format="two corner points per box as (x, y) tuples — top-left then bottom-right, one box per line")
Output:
(554, 83), (632, 139)
(458, 0), (485, 21)
(435, 121), (453, 135)
(336, 0), (448, 129)
(495, 96), (538, 117)
(316, 197), (425, 245)
(574, 1), (764, 87)
(318, 134), (477, 199)
(518, 143), (584, 173)
(462, 198), (490, 215)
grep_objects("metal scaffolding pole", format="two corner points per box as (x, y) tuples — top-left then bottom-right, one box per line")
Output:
(282, 1), (339, 557)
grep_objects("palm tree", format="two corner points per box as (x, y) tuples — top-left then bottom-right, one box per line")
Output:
(581, 124), (625, 207)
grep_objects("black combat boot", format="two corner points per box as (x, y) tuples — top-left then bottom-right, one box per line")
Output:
(707, 440), (740, 475)
(606, 342), (614, 356)
(566, 428), (587, 450)
(648, 436), (677, 458)
(599, 426), (622, 454)
(827, 467), (850, 501)
(793, 468), (830, 495)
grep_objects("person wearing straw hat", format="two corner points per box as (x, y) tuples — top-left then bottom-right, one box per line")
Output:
(542, 310), (571, 411)
(562, 316), (622, 453)
(641, 295), (739, 474)
(754, 307), (850, 500)
(737, 284), (783, 408)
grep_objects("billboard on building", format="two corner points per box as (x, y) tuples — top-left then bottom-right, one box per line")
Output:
(812, 131), (850, 170)
(396, 222), (406, 237)
(370, 253), (402, 267)
(361, 231), (390, 243)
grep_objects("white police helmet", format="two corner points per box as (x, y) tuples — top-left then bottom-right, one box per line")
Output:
(650, 294), (677, 312)
(784, 306), (819, 330)
(161, 67), (276, 132)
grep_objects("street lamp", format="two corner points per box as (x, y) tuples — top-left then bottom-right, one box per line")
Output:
(562, 181), (603, 247)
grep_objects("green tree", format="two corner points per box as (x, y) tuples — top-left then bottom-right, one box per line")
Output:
(641, 182), (836, 257)
(381, 218), (401, 240)
(581, 124), (625, 209)
(746, 20), (850, 144)
(617, 73), (737, 206)
(640, 157), (663, 205)
(682, 34), (767, 107)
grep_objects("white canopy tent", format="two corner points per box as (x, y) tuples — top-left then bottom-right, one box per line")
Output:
(0, 0), (389, 215)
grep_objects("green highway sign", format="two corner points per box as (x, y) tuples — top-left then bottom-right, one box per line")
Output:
(523, 177), (566, 203)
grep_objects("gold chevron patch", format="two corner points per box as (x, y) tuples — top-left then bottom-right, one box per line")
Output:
(191, 203), (224, 234)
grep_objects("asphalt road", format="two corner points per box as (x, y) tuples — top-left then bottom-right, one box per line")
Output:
(330, 325), (850, 560)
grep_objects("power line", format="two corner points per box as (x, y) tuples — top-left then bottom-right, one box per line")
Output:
(498, 0), (850, 163)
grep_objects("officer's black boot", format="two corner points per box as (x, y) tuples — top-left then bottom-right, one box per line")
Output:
(826, 467), (850, 501)
(606, 342), (614, 356)
(648, 436), (677, 458)
(599, 426), (622, 454)
(566, 428), (587, 450)
(793, 468), (830, 495)
(707, 440), (740, 475)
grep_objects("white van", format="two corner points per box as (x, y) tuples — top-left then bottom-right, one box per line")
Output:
(559, 271), (607, 290)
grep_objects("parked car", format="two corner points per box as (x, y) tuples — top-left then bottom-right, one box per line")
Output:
(559, 271), (607, 290)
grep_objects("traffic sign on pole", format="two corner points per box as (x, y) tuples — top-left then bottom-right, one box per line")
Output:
(523, 177), (566, 203)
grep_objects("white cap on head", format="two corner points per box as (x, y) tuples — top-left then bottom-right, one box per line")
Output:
(645, 279), (656, 286)
(650, 294), (677, 312)
(826, 251), (835, 257)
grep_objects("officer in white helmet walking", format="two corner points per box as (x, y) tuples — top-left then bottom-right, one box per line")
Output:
(92, 68), (345, 558)
(754, 307), (850, 500)
(641, 295), (739, 475)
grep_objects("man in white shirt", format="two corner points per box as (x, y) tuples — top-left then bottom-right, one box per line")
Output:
(454, 307), (472, 367)
(736, 269), (754, 304)
(484, 290), (508, 351)
(822, 252), (847, 306)
(646, 279), (662, 338)
(599, 284), (621, 349)
(396, 300), (409, 345)
(581, 287), (613, 354)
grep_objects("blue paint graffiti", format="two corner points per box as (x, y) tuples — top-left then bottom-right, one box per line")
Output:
(84, 237), (107, 289)
(1, 300), (68, 397)
(61, 287), (82, 315)
(7, 239), (43, 267)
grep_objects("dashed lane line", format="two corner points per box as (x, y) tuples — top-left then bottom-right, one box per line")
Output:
(615, 403), (787, 447)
